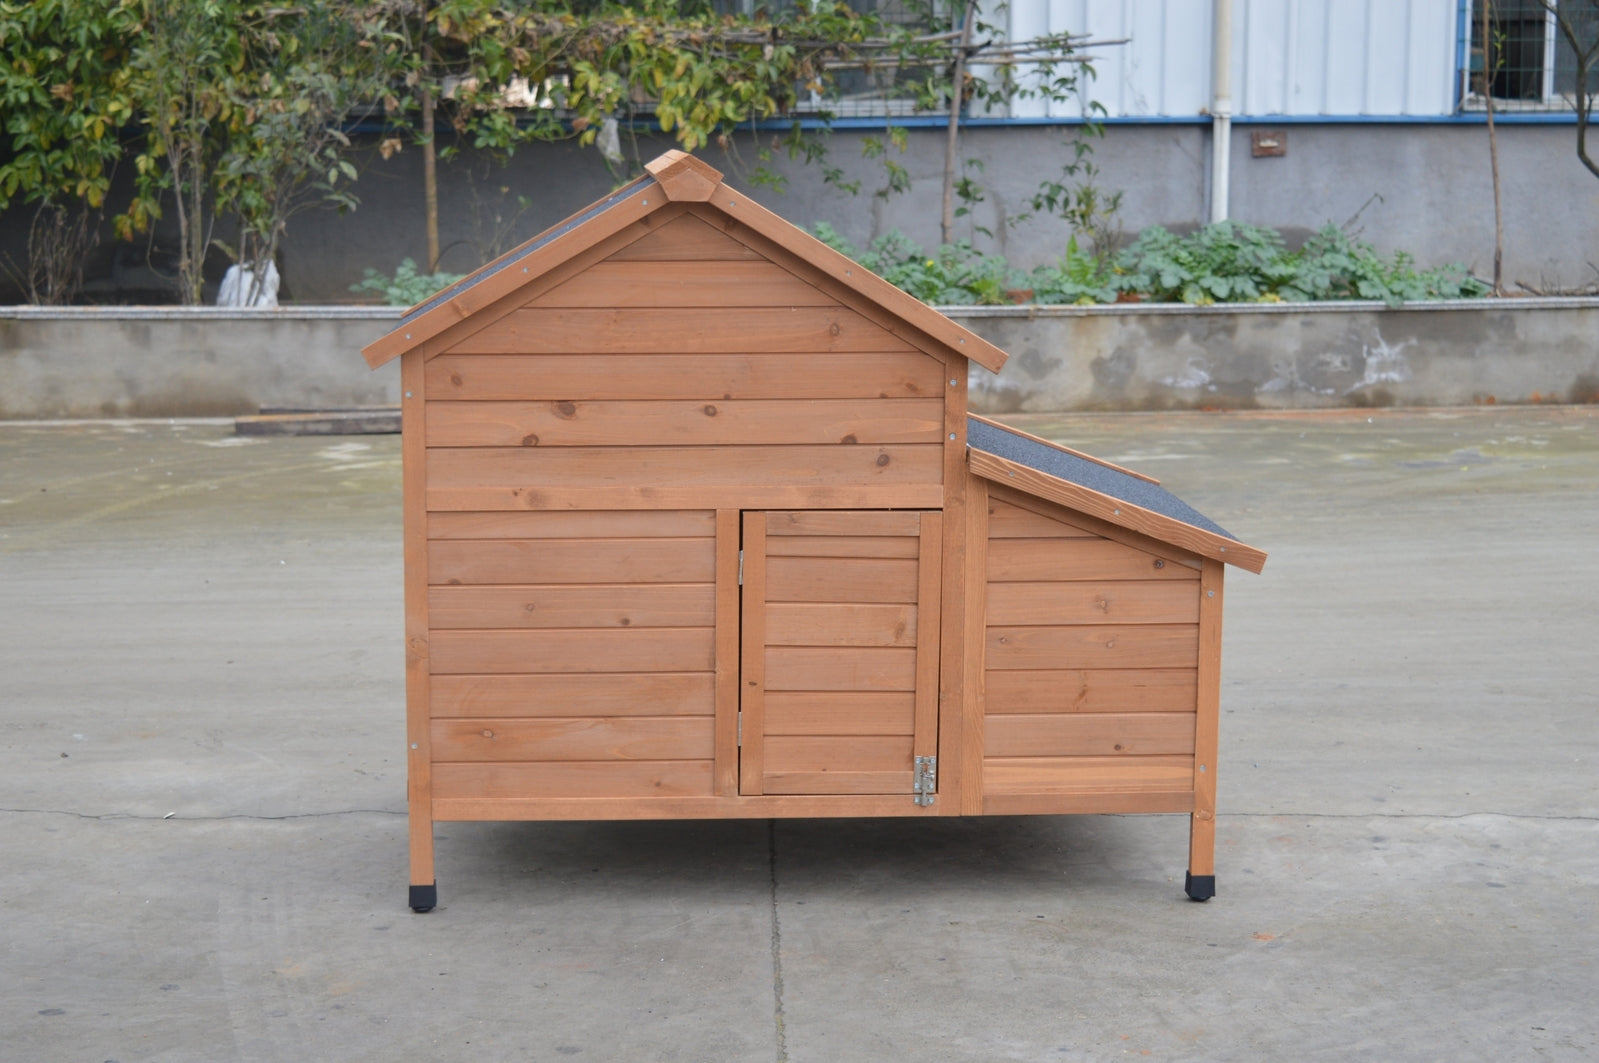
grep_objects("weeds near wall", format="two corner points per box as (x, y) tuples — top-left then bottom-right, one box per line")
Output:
(816, 219), (1489, 306)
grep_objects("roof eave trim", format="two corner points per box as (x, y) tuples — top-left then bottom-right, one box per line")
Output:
(705, 194), (1010, 373)
(968, 447), (1267, 573)
(361, 178), (661, 368)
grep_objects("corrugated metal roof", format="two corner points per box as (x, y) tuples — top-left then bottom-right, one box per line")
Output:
(966, 416), (1239, 541)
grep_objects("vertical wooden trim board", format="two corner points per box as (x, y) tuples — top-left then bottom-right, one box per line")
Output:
(938, 364), (973, 815)
(402, 351), (435, 890)
(714, 510), (741, 795)
(913, 512), (944, 763)
(960, 475), (989, 814)
(1190, 559), (1225, 878)
(738, 513), (768, 796)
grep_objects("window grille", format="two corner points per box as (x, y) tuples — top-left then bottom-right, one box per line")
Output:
(1463, 0), (1599, 111)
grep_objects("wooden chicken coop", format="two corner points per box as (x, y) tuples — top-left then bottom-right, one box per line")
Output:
(362, 151), (1266, 913)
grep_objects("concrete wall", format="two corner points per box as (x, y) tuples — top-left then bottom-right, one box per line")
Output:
(4, 301), (1596, 419)
(4, 122), (1599, 306)
(0, 308), (399, 419)
(959, 299), (1599, 413)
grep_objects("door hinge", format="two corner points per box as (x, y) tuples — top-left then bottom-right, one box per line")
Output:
(738, 549), (744, 586)
(913, 755), (937, 806)
(737, 711), (743, 747)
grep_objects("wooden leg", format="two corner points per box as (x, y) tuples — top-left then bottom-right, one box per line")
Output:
(409, 782), (436, 912)
(1186, 808), (1215, 901)
(1188, 560), (1223, 902)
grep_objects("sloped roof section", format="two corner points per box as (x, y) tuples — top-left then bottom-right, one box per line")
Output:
(398, 176), (654, 330)
(362, 151), (1008, 372)
(967, 416), (1266, 573)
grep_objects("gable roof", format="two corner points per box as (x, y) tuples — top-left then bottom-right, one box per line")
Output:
(967, 415), (1267, 573)
(362, 151), (1009, 373)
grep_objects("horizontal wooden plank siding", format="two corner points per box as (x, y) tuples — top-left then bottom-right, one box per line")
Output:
(986, 624), (1199, 670)
(433, 760), (715, 800)
(984, 712), (1196, 757)
(764, 557), (920, 604)
(410, 221), (965, 809)
(988, 538), (1198, 582)
(530, 260), (836, 308)
(424, 353), (947, 401)
(764, 735), (913, 774)
(605, 214), (764, 261)
(764, 692), (916, 735)
(425, 509), (719, 800)
(983, 669), (1198, 714)
(764, 603), (917, 647)
(431, 673), (714, 718)
(766, 510), (923, 537)
(764, 646), (918, 691)
(425, 399), (946, 448)
(429, 509), (715, 540)
(429, 584), (714, 629)
(450, 307), (919, 354)
(429, 537), (714, 585)
(981, 496), (1202, 803)
(987, 502), (1097, 539)
(982, 755), (1195, 795)
(764, 534), (921, 559)
(430, 627), (716, 675)
(432, 717), (713, 762)
(427, 445), (942, 499)
(986, 580), (1200, 626)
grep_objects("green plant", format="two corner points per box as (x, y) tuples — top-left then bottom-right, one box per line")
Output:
(0, 0), (142, 303)
(818, 219), (1489, 307)
(350, 259), (467, 306)
(1112, 222), (1489, 306)
(1027, 235), (1118, 305)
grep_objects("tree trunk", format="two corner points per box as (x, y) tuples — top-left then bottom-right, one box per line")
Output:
(940, 0), (978, 247)
(422, 24), (440, 273)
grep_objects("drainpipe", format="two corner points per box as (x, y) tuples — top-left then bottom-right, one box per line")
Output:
(1209, 0), (1233, 224)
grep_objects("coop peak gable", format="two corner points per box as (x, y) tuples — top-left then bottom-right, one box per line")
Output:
(362, 150), (1009, 373)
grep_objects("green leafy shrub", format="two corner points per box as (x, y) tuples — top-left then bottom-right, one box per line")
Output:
(814, 219), (1489, 307)
(814, 223), (1021, 305)
(349, 258), (466, 307)
(1112, 222), (1489, 306)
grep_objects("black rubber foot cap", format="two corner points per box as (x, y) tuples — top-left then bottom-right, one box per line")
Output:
(1185, 872), (1215, 902)
(410, 883), (437, 912)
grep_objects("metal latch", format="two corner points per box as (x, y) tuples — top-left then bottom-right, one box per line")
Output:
(913, 755), (937, 806)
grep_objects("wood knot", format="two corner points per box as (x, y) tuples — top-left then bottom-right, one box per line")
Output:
(555, 401), (577, 418)
(840, 434), (858, 445)
(618, 617), (631, 626)
(481, 729), (494, 739)
(449, 372), (463, 386)
(828, 322), (842, 337)
(1153, 559), (1165, 569)
(521, 433), (540, 446)
(1113, 743), (1124, 752)
(875, 453), (891, 467)
(703, 404), (718, 417)
(524, 603), (538, 612)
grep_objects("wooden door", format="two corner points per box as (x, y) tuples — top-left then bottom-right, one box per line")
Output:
(739, 510), (942, 798)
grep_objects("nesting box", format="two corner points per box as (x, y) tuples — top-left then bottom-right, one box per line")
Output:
(362, 151), (1265, 912)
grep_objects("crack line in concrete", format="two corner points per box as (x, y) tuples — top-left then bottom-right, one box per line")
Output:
(0, 807), (405, 821)
(768, 818), (789, 1063)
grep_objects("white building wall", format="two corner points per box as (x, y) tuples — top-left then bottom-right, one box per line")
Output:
(996, 0), (1459, 119)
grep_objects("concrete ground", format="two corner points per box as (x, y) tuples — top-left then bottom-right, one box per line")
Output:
(2, 407), (1595, 1062)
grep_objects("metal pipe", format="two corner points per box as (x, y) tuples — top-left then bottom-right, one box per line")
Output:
(1209, 0), (1233, 224)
